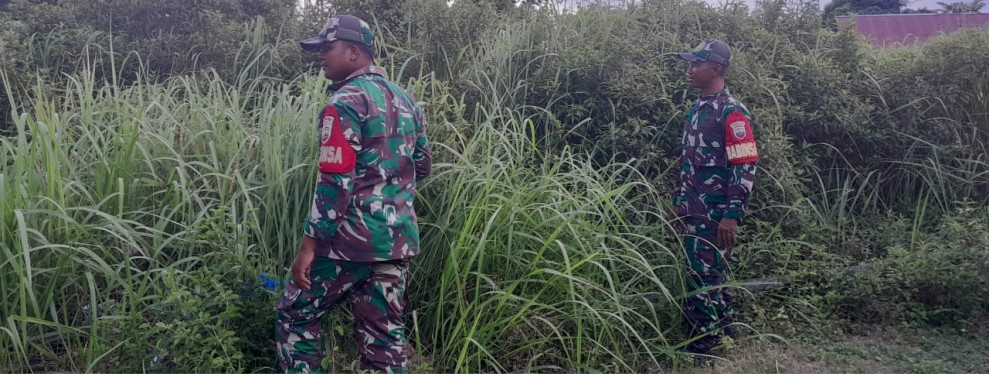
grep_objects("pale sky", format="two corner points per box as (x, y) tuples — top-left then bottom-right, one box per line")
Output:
(553, 0), (958, 12)
(700, 0), (951, 11)
(300, 0), (965, 14)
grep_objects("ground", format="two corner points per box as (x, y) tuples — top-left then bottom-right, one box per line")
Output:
(685, 322), (989, 374)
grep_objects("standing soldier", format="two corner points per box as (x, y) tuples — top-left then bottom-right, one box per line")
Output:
(672, 40), (758, 358)
(275, 15), (431, 374)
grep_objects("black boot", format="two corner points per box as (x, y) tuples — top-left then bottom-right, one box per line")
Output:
(683, 335), (717, 354)
(678, 334), (717, 366)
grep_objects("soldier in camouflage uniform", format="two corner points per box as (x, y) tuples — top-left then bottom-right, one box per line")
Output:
(672, 40), (758, 356)
(274, 15), (432, 374)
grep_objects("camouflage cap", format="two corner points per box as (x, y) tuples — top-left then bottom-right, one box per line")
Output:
(678, 40), (731, 66)
(300, 15), (375, 55)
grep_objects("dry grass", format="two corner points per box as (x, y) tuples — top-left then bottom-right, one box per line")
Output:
(683, 321), (989, 374)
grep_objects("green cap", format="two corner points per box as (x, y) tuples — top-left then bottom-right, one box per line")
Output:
(678, 39), (732, 66)
(300, 15), (375, 56)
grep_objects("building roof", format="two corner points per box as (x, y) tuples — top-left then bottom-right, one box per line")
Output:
(835, 13), (989, 47)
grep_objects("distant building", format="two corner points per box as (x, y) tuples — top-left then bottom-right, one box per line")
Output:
(835, 13), (989, 47)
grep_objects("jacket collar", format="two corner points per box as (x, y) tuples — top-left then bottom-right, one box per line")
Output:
(327, 65), (386, 92)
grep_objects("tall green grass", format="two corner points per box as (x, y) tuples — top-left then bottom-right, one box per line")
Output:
(412, 104), (683, 371)
(5, 2), (989, 371)
(0, 45), (690, 371)
(0, 53), (320, 371)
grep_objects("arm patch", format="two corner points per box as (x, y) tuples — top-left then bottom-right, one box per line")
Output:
(724, 111), (759, 165)
(317, 106), (357, 173)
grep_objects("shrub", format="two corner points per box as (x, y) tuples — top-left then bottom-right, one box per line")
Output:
(830, 205), (989, 326)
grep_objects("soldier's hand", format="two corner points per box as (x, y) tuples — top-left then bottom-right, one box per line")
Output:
(292, 236), (317, 290)
(717, 218), (738, 249)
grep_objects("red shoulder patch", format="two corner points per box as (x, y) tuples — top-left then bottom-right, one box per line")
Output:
(724, 111), (758, 165)
(317, 106), (357, 173)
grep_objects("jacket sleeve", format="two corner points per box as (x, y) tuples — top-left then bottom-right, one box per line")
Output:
(724, 163), (757, 220)
(412, 105), (432, 180)
(721, 106), (758, 221)
(672, 162), (686, 208)
(304, 99), (364, 239)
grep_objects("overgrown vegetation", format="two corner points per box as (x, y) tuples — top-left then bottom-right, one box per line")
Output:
(1, 0), (987, 372)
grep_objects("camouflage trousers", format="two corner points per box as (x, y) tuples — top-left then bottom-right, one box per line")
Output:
(275, 257), (410, 373)
(682, 215), (734, 352)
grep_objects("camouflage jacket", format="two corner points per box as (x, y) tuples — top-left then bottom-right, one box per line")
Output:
(304, 66), (432, 262)
(673, 88), (758, 222)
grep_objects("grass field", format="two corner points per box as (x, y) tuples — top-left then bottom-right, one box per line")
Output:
(2, 1), (988, 372)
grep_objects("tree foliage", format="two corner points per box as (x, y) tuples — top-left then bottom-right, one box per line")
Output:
(3, 1), (989, 371)
(0, 0), (305, 128)
(937, 0), (986, 12)
(823, 0), (905, 23)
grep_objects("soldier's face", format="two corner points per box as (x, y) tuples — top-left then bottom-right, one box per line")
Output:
(319, 41), (357, 81)
(687, 61), (721, 89)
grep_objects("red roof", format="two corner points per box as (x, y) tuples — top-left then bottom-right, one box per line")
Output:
(835, 13), (989, 47)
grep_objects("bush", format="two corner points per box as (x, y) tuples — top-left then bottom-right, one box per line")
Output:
(830, 205), (989, 326)
(0, 0), (310, 131)
(139, 268), (245, 372)
(4, 0), (989, 371)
